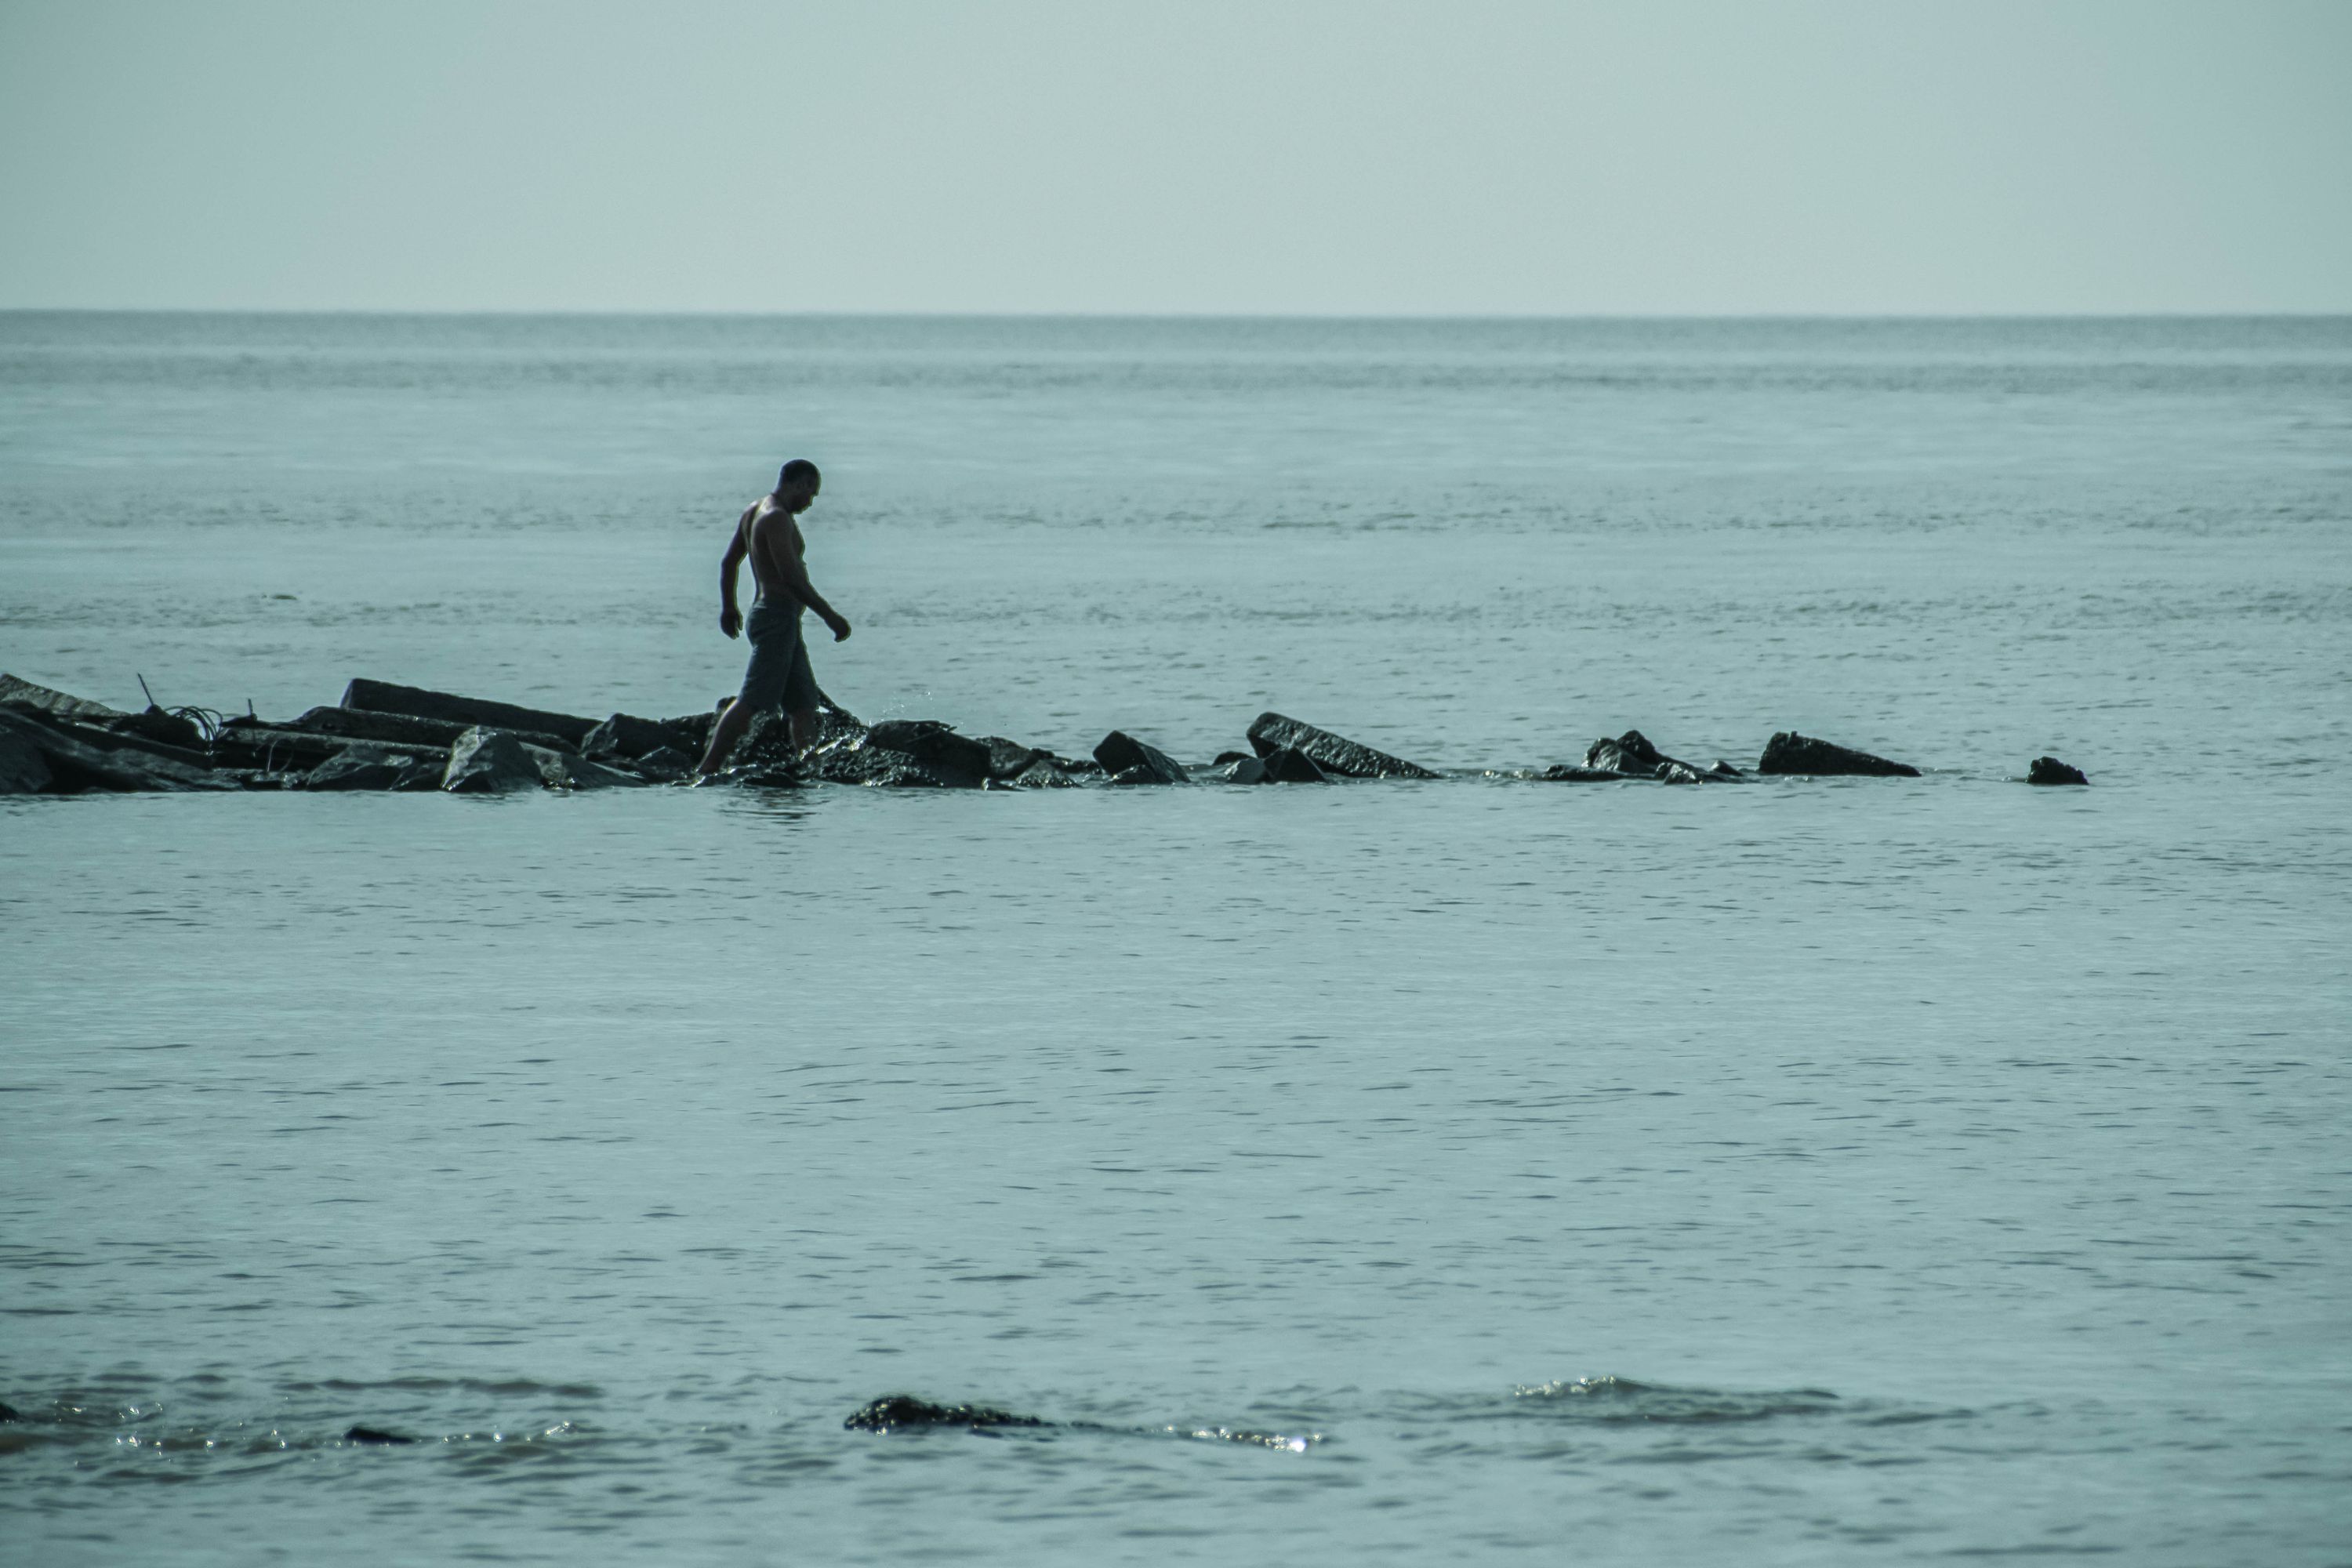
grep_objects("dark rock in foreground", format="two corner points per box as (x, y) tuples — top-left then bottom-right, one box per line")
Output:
(343, 678), (600, 748)
(344, 1425), (419, 1445)
(2028, 756), (2089, 786)
(844, 1396), (1045, 1433)
(1540, 764), (1632, 782)
(1095, 730), (1189, 785)
(1218, 754), (1269, 784)
(1757, 731), (1921, 778)
(1247, 713), (1438, 779)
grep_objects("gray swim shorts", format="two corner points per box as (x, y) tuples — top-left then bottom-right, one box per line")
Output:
(739, 601), (818, 714)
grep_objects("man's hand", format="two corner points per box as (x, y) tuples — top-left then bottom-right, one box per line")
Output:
(826, 614), (852, 642)
(720, 606), (742, 639)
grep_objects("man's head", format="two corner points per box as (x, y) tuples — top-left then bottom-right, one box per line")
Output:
(775, 459), (822, 513)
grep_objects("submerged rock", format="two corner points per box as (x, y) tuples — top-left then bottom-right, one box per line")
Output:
(2028, 756), (2089, 786)
(210, 721), (352, 774)
(1757, 731), (1921, 778)
(1247, 713), (1438, 779)
(343, 678), (600, 748)
(343, 1425), (419, 1446)
(1094, 730), (1189, 785)
(1218, 754), (1269, 784)
(844, 1396), (1045, 1433)
(1540, 764), (1631, 782)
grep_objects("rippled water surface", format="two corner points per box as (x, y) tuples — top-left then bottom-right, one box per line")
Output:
(3, 315), (2349, 1563)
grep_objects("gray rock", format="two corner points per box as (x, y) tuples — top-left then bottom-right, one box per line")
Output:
(1213, 750), (1252, 766)
(1757, 731), (1921, 777)
(343, 678), (600, 747)
(304, 742), (442, 791)
(1258, 746), (1330, 783)
(2028, 756), (2089, 786)
(1247, 713), (1437, 779)
(0, 725), (54, 793)
(632, 746), (694, 779)
(1540, 764), (1631, 782)
(1094, 731), (1189, 785)
(441, 728), (542, 793)
(1217, 755), (1269, 784)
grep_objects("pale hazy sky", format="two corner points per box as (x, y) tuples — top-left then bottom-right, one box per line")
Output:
(2, 0), (2347, 314)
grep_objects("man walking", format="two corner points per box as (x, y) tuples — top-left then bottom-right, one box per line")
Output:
(696, 459), (852, 775)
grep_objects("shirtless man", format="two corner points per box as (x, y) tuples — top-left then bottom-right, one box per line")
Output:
(695, 459), (852, 775)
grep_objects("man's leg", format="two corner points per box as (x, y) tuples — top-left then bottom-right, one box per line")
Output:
(697, 699), (754, 775)
(789, 706), (819, 754)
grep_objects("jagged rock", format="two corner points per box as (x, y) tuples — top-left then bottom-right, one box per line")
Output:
(304, 742), (445, 791)
(1258, 746), (1330, 783)
(979, 735), (1044, 779)
(1757, 731), (1921, 777)
(343, 678), (600, 747)
(0, 1400), (20, 1421)
(1213, 750), (1251, 767)
(343, 1425), (418, 1446)
(0, 709), (235, 793)
(844, 1396), (1044, 1433)
(1541, 764), (1630, 782)
(798, 735), (969, 789)
(867, 720), (993, 786)
(633, 746), (693, 779)
(582, 712), (713, 762)
(0, 726), (54, 793)
(1247, 713), (1437, 779)
(0, 675), (205, 750)
(441, 728), (541, 793)
(1094, 731), (1188, 785)
(2028, 757), (2089, 786)
(1580, 731), (1734, 782)
(1218, 755), (1269, 784)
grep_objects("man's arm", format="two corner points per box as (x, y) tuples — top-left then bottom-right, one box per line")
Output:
(760, 516), (851, 641)
(717, 508), (752, 637)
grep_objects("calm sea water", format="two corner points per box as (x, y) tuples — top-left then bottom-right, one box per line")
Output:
(2, 314), (2348, 1563)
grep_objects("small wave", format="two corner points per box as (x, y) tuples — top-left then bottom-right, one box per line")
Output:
(1512, 1374), (1842, 1424)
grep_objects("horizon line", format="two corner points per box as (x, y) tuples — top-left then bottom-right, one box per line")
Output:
(4, 306), (2350, 324)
